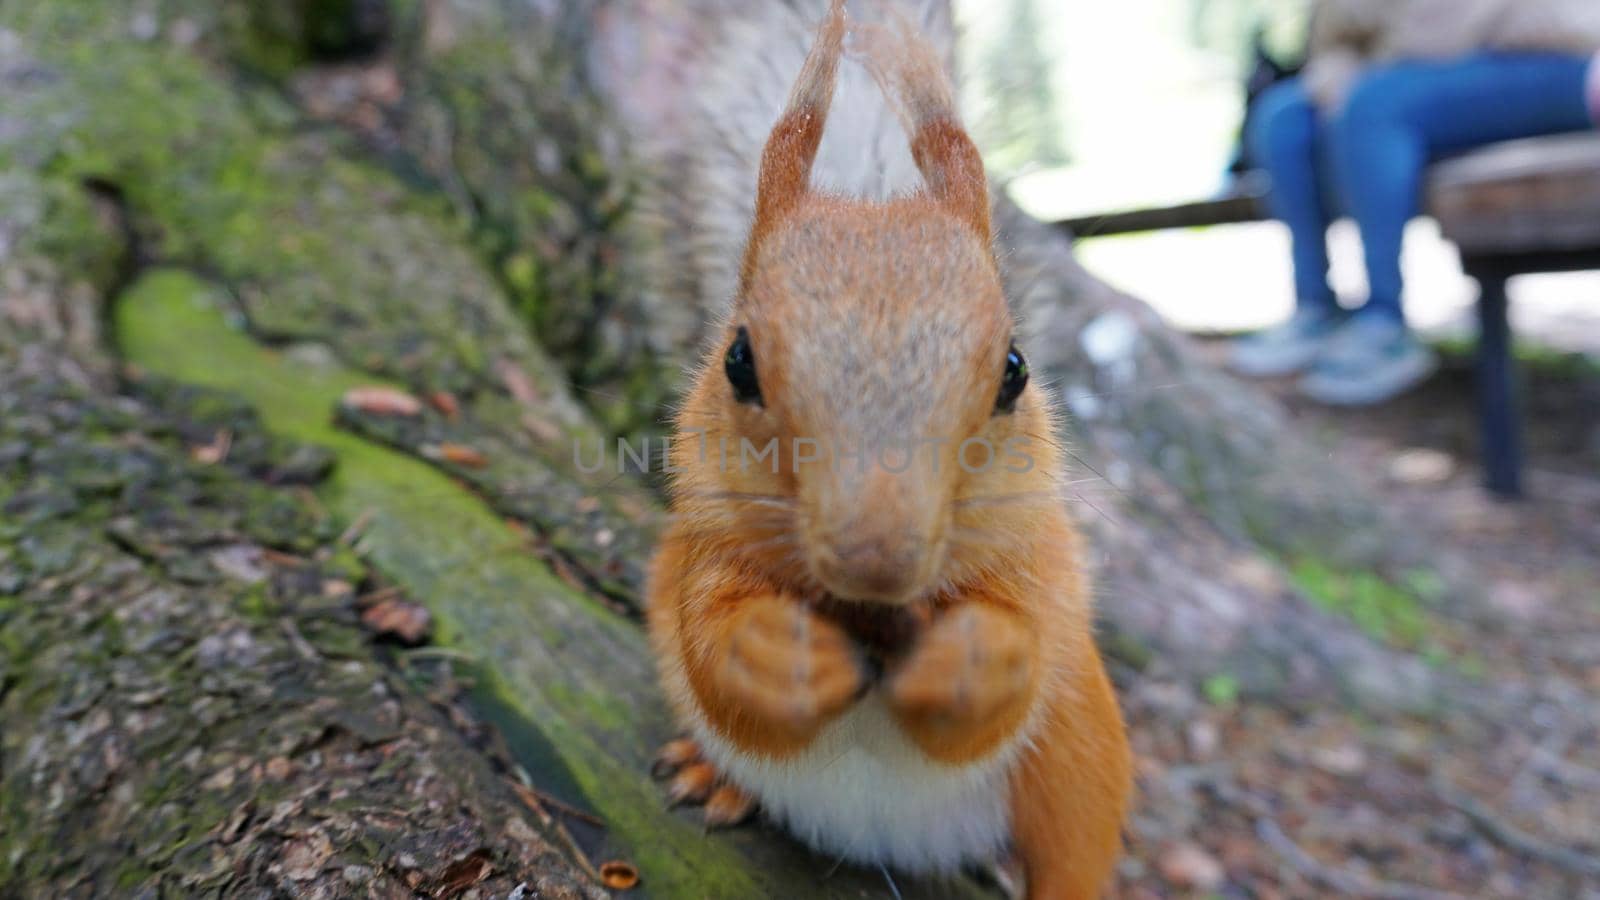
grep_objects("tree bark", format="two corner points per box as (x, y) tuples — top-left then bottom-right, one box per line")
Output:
(0, 175), (602, 898)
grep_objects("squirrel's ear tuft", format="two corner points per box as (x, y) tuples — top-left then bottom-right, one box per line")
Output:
(853, 12), (990, 243)
(742, 0), (848, 287)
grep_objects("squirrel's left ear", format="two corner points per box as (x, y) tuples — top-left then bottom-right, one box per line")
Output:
(742, 0), (848, 290)
(855, 15), (991, 244)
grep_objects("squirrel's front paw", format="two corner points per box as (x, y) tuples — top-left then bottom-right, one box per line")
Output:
(713, 596), (866, 748)
(887, 604), (1036, 763)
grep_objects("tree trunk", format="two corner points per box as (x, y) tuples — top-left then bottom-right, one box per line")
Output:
(0, 0), (1484, 895)
(585, 0), (1453, 712)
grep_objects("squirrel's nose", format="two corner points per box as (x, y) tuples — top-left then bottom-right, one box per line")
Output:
(813, 537), (925, 603)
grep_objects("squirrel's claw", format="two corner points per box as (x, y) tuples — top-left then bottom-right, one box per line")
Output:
(651, 736), (702, 778)
(665, 761), (718, 807)
(651, 737), (761, 829)
(703, 783), (758, 830)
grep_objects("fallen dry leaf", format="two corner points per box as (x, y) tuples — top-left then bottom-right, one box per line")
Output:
(1186, 719), (1220, 759)
(599, 860), (639, 891)
(279, 833), (334, 882)
(360, 598), (434, 645)
(342, 386), (423, 417)
(1309, 741), (1368, 776)
(438, 442), (489, 468)
(429, 390), (461, 420)
(521, 412), (562, 444)
(435, 850), (493, 898)
(355, 584), (402, 609)
(509, 781), (555, 826)
(1388, 447), (1455, 485)
(497, 359), (542, 406)
(362, 64), (404, 105)
(1158, 841), (1225, 890)
(191, 429), (232, 465)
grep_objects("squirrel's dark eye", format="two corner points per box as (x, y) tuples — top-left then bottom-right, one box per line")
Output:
(725, 326), (763, 406)
(995, 342), (1028, 414)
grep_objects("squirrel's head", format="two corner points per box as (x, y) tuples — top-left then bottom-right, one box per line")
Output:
(671, 0), (1061, 606)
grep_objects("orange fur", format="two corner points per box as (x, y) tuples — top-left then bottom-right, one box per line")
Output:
(646, 3), (1131, 896)
(741, 0), (847, 291)
(1010, 642), (1133, 900)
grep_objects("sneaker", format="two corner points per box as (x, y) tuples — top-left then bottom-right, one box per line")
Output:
(1299, 314), (1438, 406)
(1229, 307), (1347, 377)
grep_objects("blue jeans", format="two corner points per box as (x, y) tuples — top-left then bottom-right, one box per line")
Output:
(1249, 54), (1595, 323)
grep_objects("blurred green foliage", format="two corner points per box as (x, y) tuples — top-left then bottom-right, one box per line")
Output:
(1186, 0), (1313, 67)
(1290, 558), (1436, 648)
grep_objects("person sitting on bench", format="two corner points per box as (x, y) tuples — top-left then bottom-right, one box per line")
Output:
(1230, 0), (1600, 406)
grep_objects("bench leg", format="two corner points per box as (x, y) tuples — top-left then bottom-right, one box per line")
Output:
(1474, 271), (1522, 499)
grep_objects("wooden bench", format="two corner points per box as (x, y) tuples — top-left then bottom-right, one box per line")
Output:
(1057, 132), (1600, 498)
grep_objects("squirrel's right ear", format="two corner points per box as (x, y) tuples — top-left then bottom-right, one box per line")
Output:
(742, 0), (848, 287)
(855, 11), (991, 243)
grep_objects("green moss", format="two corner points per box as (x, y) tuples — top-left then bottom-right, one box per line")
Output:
(323, 546), (367, 584)
(503, 251), (541, 309)
(1202, 673), (1241, 707)
(114, 863), (162, 891)
(3, 6), (588, 416)
(1, 176), (123, 292)
(1432, 336), (1600, 379)
(224, 1), (393, 77)
(1290, 558), (1431, 649)
(117, 270), (767, 898)
(393, 16), (668, 437)
(236, 583), (273, 621)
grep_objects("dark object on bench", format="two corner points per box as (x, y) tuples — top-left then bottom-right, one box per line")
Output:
(1229, 29), (1303, 178)
(1426, 133), (1600, 497)
(1053, 133), (1600, 498)
(1057, 173), (1270, 237)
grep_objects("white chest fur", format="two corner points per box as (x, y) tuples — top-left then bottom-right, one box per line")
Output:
(690, 696), (1017, 873)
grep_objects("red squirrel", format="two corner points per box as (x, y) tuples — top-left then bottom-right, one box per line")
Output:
(646, 3), (1132, 897)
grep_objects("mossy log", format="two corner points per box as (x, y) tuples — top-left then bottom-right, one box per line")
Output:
(0, 357), (604, 899)
(1, 4), (976, 896)
(114, 268), (984, 898)
(0, 172), (602, 896)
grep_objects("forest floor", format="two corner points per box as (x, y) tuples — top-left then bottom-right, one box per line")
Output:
(1111, 343), (1600, 899)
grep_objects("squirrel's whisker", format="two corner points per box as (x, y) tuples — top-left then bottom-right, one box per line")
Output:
(1062, 490), (1123, 528)
(739, 533), (802, 556)
(947, 526), (1021, 553)
(952, 490), (1059, 510)
(668, 519), (794, 544)
(684, 490), (797, 510)
(1057, 448), (1129, 498)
